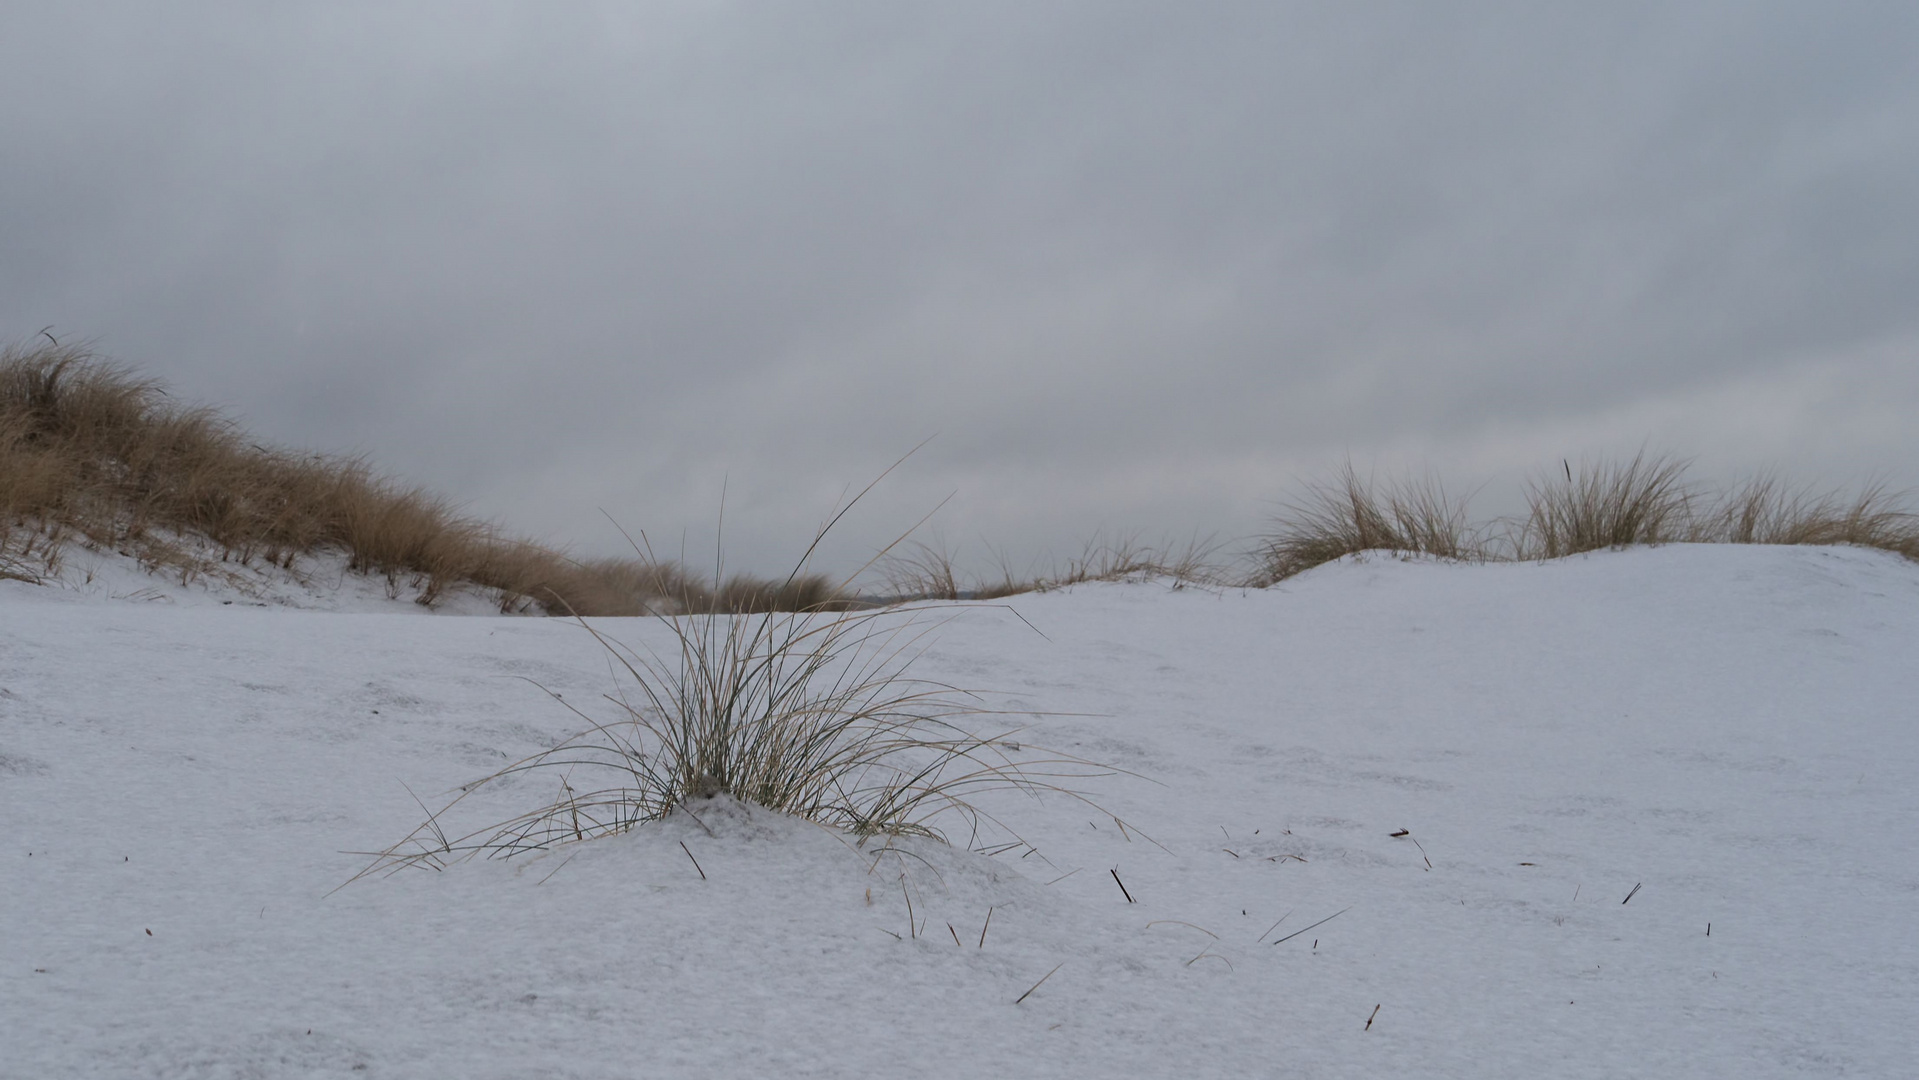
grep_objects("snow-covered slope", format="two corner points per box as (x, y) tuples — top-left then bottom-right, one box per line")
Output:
(4, 544), (1916, 1078)
(6, 533), (525, 615)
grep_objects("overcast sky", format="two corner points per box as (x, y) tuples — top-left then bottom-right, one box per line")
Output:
(5, 2), (1917, 578)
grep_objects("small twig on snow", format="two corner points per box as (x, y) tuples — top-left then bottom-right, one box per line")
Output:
(1015, 962), (1065, 1005)
(678, 840), (706, 881)
(1270, 906), (1351, 946)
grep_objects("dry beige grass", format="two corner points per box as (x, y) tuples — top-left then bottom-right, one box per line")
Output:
(1260, 456), (1919, 582)
(0, 342), (840, 614)
(1256, 464), (1479, 583)
(13, 343), (1912, 605)
(1518, 454), (1916, 561)
(1696, 475), (1919, 556)
(878, 538), (970, 600)
(1518, 452), (1694, 559)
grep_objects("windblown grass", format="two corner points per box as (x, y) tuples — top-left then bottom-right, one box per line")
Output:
(0, 341), (838, 614)
(879, 538), (970, 601)
(357, 604), (1104, 875)
(1256, 464), (1478, 583)
(355, 533), (1119, 876)
(1259, 455), (1919, 582)
(1518, 452), (1694, 559)
(1697, 476), (1919, 556)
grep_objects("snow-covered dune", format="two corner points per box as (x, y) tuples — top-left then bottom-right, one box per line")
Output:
(5, 544), (1916, 1078)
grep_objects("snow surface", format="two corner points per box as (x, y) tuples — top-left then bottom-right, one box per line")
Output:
(11, 533), (525, 615)
(4, 544), (1917, 1078)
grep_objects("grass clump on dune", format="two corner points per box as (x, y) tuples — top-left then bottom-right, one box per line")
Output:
(1255, 464), (1479, 583)
(361, 605), (1071, 871)
(1518, 452), (1694, 559)
(1518, 453), (1919, 560)
(1698, 475), (1919, 557)
(0, 341), (838, 614)
(357, 527), (1116, 876)
(1258, 454), (1919, 583)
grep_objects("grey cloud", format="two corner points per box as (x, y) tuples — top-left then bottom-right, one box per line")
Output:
(4, 2), (1917, 573)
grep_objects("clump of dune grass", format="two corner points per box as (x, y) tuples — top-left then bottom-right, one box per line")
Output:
(1696, 475), (1919, 556)
(1258, 455), (1919, 580)
(1256, 464), (1478, 583)
(0, 340), (841, 614)
(358, 605), (1078, 871)
(355, 514), (1118, 878)
(1525, 456), (1919, 561)
(1517, 452), (1695, 559)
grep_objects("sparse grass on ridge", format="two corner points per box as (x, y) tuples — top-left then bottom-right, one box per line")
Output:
(1696, 474), (1919, 555)
(0, 342), (836, 614)
(879, 532), (1228, 602)
(1257, 454), (1919, 583)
